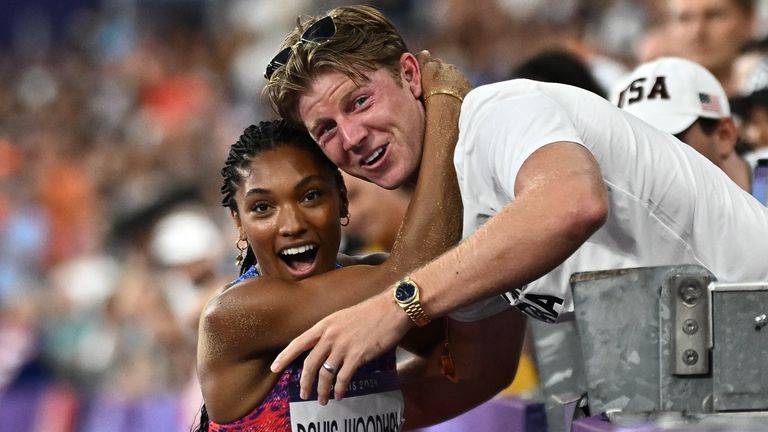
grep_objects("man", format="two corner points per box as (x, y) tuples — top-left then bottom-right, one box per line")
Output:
(265, 5), (768, 402)
(611, 56), (752, 191)
(666, 0), (756, 96)
(731, 46), (768, 167)
(220, 21), (526, 427)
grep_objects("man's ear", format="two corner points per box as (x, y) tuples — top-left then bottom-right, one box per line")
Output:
(399, 52), (422, 99)
(716, 118), (738, 158)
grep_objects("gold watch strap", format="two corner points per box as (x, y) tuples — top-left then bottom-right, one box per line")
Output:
(403, 301), (431, 327)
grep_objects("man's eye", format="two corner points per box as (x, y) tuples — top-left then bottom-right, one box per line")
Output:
(317, 124), (336, 143)
(354, 96), (369, 108)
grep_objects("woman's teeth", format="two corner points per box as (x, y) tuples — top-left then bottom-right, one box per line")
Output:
(280, 244), (317, 256)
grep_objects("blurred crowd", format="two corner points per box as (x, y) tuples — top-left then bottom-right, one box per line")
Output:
(2, 0), (768, 431)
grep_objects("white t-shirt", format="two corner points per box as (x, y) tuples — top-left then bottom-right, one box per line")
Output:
(454, 79), (768, 323)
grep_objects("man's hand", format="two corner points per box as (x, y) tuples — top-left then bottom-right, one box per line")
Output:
(270, 292), (413, 405)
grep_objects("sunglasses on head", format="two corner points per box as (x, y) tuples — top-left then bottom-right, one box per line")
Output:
(264, 15), (336, 80)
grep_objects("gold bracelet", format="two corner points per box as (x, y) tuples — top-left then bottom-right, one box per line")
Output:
(424, 88), (464, 103)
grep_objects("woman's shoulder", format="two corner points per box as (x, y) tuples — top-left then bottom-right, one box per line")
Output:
(217, 265), (262, 296)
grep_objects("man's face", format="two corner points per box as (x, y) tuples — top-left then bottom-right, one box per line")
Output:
(744, 105), (768, 148)
(668, 0), (753, 75)
(677, 120), (722, 164)
(297, 55), (425, 190)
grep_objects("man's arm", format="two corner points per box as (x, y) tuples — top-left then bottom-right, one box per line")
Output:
(272, 140), (608, 401)
(413, 141), (608, 315)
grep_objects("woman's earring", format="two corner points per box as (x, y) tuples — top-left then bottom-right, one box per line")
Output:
(340, 214), (350, 227)
(236, 238), (248, 267)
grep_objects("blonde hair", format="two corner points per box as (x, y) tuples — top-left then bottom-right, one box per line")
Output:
(263, 5), (409, 127)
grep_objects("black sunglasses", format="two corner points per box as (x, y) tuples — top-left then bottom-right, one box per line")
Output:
(264, 15), (336, 80)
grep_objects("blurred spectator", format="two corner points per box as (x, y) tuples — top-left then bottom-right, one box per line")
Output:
(512, 49), (607, 98)
(636, 24), (675, 63)
(572, 0), (642, 90)
(341, 173), (411, 254)
(0, 139), (49, 305)
(42, 253), (121, 392)
(422, 0), (636, 88)
(612, 57), (752, 191)
(665, 0), (757, 95)
(730, 37), (768, 166)
(149, 206), (226, 329)
(731, 37), (768, 95)
(148, 206), (230, 430)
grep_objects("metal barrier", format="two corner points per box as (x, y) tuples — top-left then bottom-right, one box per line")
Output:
(532, 265), (768, 432)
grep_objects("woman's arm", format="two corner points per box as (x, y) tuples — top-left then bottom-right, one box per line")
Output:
(399, 310), (527, 428)
(336, 251), (389, 267)
(199, 53), (467, 366)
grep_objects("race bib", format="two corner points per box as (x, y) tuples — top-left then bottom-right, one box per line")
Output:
(289, 353), (404, 432)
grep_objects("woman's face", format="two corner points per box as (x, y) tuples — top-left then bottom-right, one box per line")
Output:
(233, 145), (343, 281)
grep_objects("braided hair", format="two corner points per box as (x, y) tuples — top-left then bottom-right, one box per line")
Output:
(220, 119), (348, 276)
(193, 120), (348, 432)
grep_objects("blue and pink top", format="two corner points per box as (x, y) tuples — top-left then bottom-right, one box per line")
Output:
(208, 265), (405, 432)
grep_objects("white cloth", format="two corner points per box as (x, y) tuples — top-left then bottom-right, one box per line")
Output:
(454, 79), (768, 323)
(447, 294), (514, 322)
(744, 147), (768, 170)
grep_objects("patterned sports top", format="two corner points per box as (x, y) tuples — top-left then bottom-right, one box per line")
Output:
(209, 265), (405, 432)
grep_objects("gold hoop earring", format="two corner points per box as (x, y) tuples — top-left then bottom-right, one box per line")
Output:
(340, 214), (350, 227)
(236, 238), (248, 267)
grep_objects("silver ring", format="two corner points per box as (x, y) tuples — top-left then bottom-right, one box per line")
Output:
(322, 361), (337, 374)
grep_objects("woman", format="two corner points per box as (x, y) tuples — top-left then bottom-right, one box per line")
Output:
(196, 58), (523, 431)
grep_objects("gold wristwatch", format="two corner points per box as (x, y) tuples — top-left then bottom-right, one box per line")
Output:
(393, 276), (431, 327)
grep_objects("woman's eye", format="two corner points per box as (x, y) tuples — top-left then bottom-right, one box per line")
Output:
(303, 190), (321, 202)
(252, 203), (271, 213)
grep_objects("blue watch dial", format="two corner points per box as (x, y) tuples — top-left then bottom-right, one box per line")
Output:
(395, 281), (416, 302)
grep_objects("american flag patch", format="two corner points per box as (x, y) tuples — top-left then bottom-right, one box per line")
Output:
(699, 92), (722, 114)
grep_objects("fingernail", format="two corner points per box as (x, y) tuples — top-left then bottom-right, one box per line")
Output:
(269, 361), (279, 372)
(300, 390), (307, 400)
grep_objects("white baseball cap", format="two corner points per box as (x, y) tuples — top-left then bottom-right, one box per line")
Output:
(150, 209), (224, 267)
(610, 57), (730, 135)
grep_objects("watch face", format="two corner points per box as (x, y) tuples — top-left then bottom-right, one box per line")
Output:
(395, 280), (416, 302)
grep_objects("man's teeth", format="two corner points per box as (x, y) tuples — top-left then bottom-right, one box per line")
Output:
(364, 148), (384, 164)
(280, 244), (317, 256)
